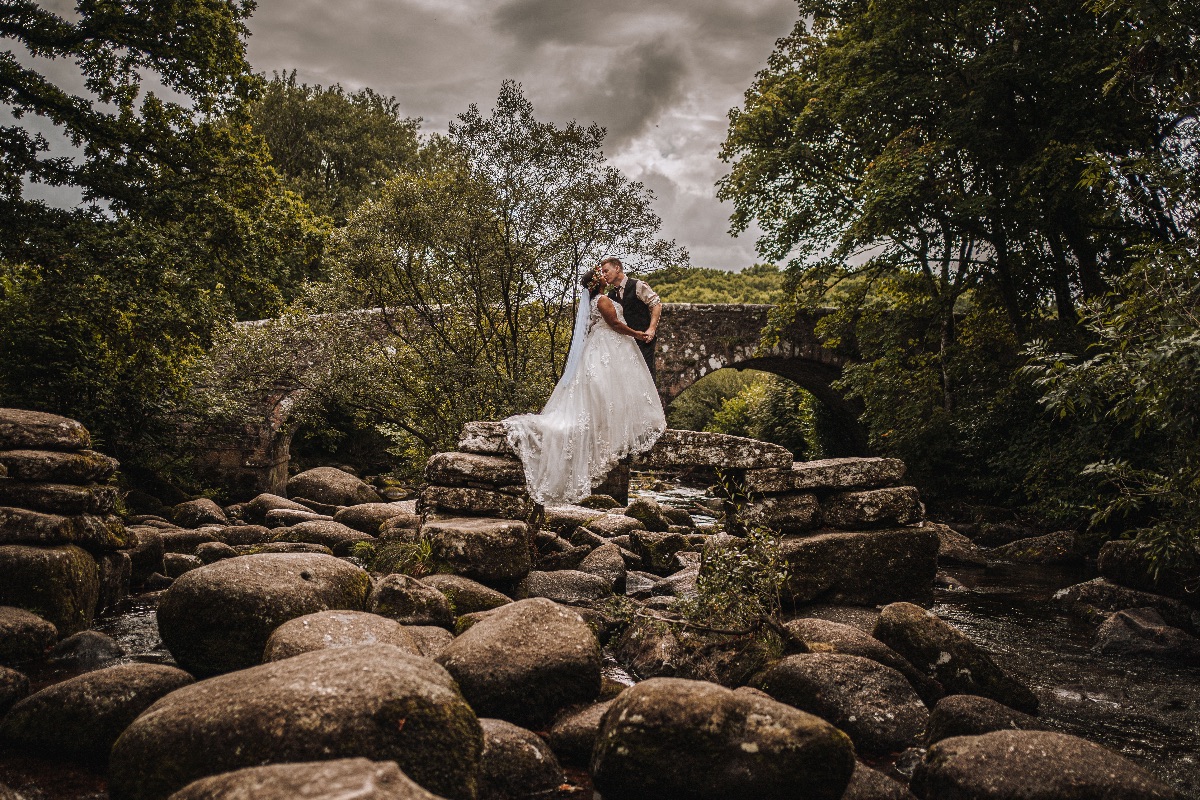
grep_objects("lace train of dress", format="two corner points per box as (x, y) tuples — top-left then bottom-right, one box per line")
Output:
(503, 296), (666, 505)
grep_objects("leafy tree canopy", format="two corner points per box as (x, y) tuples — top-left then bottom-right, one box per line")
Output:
(645, 263), (786, 304)
(248, 71), (421, 225)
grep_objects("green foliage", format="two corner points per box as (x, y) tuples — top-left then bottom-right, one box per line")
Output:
(1026, 249), (1200, 572)
(704, 372), (825, 460)
(249, 71), (421, 224)
(0, 2), (328, 466)
(350, 538), (435, 577)
(645, 263), (786, 304)
(666, 369), (758, 432)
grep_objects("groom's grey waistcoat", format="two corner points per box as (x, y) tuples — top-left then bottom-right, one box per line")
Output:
(609, 279), (651, 331)
(609, 278), (656, 380)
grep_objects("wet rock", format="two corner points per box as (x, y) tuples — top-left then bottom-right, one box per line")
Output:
(625, 497), (671, 532)
(436, 598), (601, 728)
(159, 528), (219, 554)
(156, 553), (371, 676)
(425, 452), (525, 488)
(424, 516), (532, 585)
(421, 486), (533, 521)
(0, 507), (126, 549)
(334, 503), (420, 535)
(577, 542), (626, 592)
(612, 615), (777, 687)
(164, 553), (204, 578)
(925, 694), (1047, 745)
(927, 522), (989, 567)
(968, 521), (1039, 548)
(0, 448), (118, 483)
(0, 480), (119, 516)
(420, 575), (511, 616)
(194, 541), (238, 563)
(233, 541), (333, 556)
(591, 677), (855, 800)
(821, 486), (922, 530)
(0, 544), (98, 635)
(0, 606), (57, 665)
(167, 759), (445, 800)
(781, 530), (939, 607)
(264, 508), (331, 528)
(585, 514), (646, 537)
(262, 609), (421, 661)
(1054, 578), (1199, 633)
(651, 566), (700, 599)
(144, 572), (173, 591)
(545, 699), (613, 767)
(635, 429), (792, 470)
(0, 663), (192, 761)
(578, 494), (621, 510)
(911, 729), (1183, 799)
(843, 761), (917, 800)
(753, 653), (929, 756)
(0, 408), (90, 451)
(784, 617), (943, 706)
(873, 602), (1038, 713)
(108, 645), (483, 800)
(1095, 608), (1200, 660)
(744, 457), (907, 494)
(243, 493), (310, 525)
(406, 626), (455, 659)
(368, 574), (455, 628)
(534, 543), (589, 571)
(542, 504), (607, 534)
(477, 718), (564, 800)
(46, 630), (124, 669)
(744, 493), (820, 533)
(1098, 540), (1199, 607)
(171, 499), (229, 529)
(514, 570), (613, 604)
(0, 666), (29, 716)
(126, 527), (165, 585)
(272, 519), (373, 555)
(96, 550), (131, 613)
(630, 530), (688, 574)
(794, 604), (882, 633)
(287, 467), (380, 507)
(991, 530), (1084, 566)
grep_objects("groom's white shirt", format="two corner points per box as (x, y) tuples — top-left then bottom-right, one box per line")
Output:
(612, 275), (662, 307)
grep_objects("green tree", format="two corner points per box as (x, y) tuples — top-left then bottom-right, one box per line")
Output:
(647, 263), (786, 304)
(248, 71), (421, 224)
(0, 1), (326, 464)
(206, 82), (687, 468)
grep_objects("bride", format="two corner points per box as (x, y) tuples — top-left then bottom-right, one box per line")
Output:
(503, 264), (667, 505)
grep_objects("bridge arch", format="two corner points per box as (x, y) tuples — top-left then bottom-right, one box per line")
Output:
(194, 303), (865, 497)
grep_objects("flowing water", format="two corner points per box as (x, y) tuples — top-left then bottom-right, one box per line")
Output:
(3, 480), (1198, 798)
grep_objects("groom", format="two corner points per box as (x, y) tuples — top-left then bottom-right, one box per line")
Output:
(600, 256), (662, 382)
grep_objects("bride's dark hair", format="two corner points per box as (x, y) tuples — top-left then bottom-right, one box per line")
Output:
(580, 267), (605, 298)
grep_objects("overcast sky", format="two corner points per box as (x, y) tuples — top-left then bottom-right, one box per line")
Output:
(242, 0), (801, 269)
(10, 0), (802, 269)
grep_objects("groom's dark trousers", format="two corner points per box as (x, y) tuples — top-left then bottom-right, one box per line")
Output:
(608, 279), (657, 383)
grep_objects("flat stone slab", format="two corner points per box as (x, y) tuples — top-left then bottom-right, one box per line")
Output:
(0, 507), (127, 549)
(421, 485), (533, 521)
(423, 516), (533, 584)
(0, 449), (118, 483)
(744, 457), (906, 494)
(459, 423), (793, 470)
(781, 529), (939, 607)
(821, 486), (922, 529)
(425, 451), (525, 487)
(0, 480), (118, 516)
(745, 493), (820, 533)
(634, 429), (792, 469)
(458, 421), (513, 455)
(0, 409), (91, 451)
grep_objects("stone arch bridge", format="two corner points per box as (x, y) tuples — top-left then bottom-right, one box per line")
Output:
(195, 303), (862, 497)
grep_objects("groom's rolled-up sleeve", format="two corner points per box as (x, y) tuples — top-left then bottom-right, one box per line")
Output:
(636, 282), (661, 307)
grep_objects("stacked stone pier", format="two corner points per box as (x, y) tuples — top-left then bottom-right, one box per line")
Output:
(0, 408), (130, 645)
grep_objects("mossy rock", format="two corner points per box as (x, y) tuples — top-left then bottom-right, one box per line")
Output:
(0, 544), (98, 635)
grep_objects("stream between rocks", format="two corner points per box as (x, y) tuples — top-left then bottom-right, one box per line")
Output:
(2, 480), (1198, 800)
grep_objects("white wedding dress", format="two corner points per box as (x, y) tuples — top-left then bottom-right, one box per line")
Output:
(503, 295), (666, 505)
